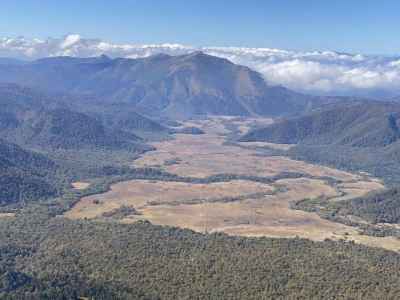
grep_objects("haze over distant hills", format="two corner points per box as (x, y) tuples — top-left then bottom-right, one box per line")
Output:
(0, 53), (326, 118)
(2, 35), (400, 97)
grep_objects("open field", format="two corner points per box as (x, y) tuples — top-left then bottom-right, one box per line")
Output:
(66, 117), (396, 251)
(228, 117), (274, 134)
(330, 180), (385, 202)
(0, 213), (15, 218)
(134, 119), (361, 182)
(238, 141), (295, 151)
(71, 182), (90, 190)
(121, 178), (340, 235)
(67, 177), (344, 239)
(65, 179), (276, 220)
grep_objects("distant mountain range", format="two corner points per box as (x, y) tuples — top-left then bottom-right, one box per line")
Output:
(2, 35), (400, 98)
(0, 52), (330, 118)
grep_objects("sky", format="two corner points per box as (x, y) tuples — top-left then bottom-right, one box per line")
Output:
(1, 0), (400, 54)
(1, 1), (400, 97)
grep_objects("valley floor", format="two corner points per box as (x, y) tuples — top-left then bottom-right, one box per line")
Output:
(65, 117), (400, 252)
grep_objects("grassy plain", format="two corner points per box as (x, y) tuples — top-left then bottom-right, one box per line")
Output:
(66, 117), (396, 251)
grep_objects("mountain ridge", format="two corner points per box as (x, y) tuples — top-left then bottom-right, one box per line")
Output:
(240, 101), (400, 148)
(0, 84), (158, 152)
(0, 52), (326, 118)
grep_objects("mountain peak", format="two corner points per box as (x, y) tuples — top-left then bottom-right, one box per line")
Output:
(184, 51), (219, 60)
(0, 52), (318, 118)
(99, 54), (111, 61)
(148, 53), (172, 60)
(181, 51), (234, 67)
(187, 50), (206, 57)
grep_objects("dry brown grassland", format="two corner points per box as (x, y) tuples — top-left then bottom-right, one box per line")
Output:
(65, 117), (399, 251)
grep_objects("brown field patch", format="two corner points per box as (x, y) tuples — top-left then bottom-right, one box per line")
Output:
(229, 117), (274, 134)
(65, 180), (275, 220)
(67, 117), (396, 251)
(331, 180), (385, 202)
(71, 182), (90, 190)
(66, 177), (343, 238)
(238, 141), (294, 151)
(120, 178), (339, 234)
(0, 213), (15, 218)
(135, 132), (360, 181)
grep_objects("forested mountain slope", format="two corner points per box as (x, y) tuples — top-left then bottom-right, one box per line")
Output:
(1, 217), (400, 299)
(0, 139), (58, 205)
(0, 84), (153, 151)
(0, 84), (163, 206)
(241, 101), (400, 147)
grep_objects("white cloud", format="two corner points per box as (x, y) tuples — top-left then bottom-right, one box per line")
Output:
(60, 34), (81, 49)
(1, 34), (400, 96)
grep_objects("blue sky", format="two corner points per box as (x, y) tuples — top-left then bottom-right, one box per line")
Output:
(1, 0), (400, 54)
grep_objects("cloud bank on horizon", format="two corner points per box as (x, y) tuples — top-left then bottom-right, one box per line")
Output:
(1, 34), (400, 97)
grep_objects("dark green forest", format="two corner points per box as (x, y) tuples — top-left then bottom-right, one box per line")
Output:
(1, 208), (400, 299)
(241, 101), (400, 147)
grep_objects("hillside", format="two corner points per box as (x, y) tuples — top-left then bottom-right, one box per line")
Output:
(340, 188), (400, 224)
(97, 106), (170, 139)
(0, 53), (323, 118)
(239, 101), (400, 185)
(1, 216), (400, 299)
(392, 96), (400, 102)
(27, 108), (147, 151)
(0, 58), (25, 65)
(0, 139), (58, 205)
(241, 101), (400, 147)
(0, 84), (153, 152)
(0, 84), (183, 207)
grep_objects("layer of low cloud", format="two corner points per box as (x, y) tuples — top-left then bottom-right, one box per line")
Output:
(1, 34), (400, 97)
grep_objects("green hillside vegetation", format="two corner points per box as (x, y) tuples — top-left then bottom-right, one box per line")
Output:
(34, 108), (148, 151)
(241, 101), (400, 147)
(0, 85), (153, 151)
(0, 84), (172, 206)
(344, 188), (400, 224)
(285, 143), (400, 184)
(239, 101), (400, 184)
(0, 209), (400, 299)
(0, 139), (58, 205)
(301, 188), (400, 225)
